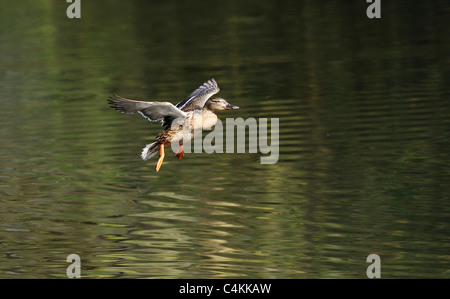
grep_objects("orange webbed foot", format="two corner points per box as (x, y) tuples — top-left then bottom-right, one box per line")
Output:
(155, 143), (165, 172)
(175, 145), (184, 160)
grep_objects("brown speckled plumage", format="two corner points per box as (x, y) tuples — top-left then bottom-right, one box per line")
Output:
(107, 79), (239, 171)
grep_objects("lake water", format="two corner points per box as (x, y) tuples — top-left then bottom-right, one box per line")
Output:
(0, 0), (449, 278)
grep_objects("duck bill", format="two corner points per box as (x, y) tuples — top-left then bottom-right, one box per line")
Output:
(225, 103), (239, 110)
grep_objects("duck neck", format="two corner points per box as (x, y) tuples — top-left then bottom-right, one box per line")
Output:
(202, 106), (216, 116)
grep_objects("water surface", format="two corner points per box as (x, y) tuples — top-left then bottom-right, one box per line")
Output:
(0, 0), (449, 278)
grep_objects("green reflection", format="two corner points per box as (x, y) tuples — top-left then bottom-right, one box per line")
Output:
(0, 0), (449, 278)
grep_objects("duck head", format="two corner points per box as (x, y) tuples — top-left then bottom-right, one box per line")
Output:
(205, 98), (239, 111)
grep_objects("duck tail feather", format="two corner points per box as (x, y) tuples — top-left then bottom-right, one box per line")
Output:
(141, 142), (158, 160)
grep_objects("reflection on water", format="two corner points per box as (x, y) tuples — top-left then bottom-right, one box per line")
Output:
(0, 0), (449, 278)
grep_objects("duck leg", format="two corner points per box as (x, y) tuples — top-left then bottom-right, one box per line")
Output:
(175, 145), (185, 160)
(155, 143), (165, 172)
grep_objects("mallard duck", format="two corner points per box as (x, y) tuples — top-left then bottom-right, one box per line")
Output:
(107, 79), (239, 172)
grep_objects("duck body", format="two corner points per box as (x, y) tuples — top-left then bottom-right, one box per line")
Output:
(201, 108), (219, 130)
(107, 79), (239, 172)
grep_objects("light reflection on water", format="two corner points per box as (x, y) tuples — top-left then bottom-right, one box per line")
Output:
(0, 0), (449, 278)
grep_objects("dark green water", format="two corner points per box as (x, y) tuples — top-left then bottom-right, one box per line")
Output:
(0, 0), (449, 278)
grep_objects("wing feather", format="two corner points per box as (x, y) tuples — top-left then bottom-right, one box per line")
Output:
(107, 94), (186, 124)
(176, 78), (220, 111)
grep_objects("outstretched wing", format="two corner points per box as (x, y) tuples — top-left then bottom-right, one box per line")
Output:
(176, 78), (220, 111)
(107, 94), (186, 124)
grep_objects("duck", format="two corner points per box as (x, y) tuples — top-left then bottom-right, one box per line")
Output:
(107, 79), (239, 172)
